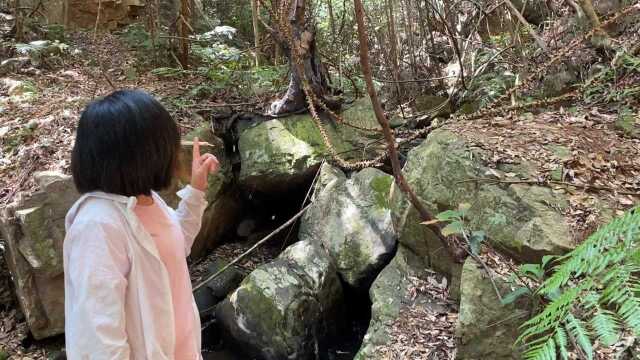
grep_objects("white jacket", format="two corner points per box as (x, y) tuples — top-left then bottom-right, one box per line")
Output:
(63, 186), (207, 360)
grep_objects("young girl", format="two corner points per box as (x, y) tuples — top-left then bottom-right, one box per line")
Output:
(63, 89), (219, 359)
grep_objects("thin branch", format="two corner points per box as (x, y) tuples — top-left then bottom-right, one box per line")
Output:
(280, 160), (324, 251)
(93, 0), (102, 41)
(100, 66), (116, 90)
(353, 0), (465, 262)
(503, 0), (549, 52)
(192, 204), (313, 292)
(194, 102), (259, 109)
(373, 75), (457, 84)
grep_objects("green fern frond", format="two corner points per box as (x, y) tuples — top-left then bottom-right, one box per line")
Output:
(522, 336), (556, 360)
(590, 307), (620, 346)
(554, 327), (569, 360)
(565, 314), (593, 360)
(518, 207), (640, 359)
(517, 285), (582, 344)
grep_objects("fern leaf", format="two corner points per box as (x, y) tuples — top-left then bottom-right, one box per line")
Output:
(565, 314), (593, 360)
(523, 336), (556, 360)
(590, 307), (620, 346)
(554, 327), (569, 360)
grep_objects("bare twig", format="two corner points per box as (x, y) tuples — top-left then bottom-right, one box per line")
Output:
(194, 102), (259, 109)
(93, 0), (102, 41)
(280, 160), (324, 251)
(192, 204), (313, 292)
(503, 0), (548, 52)
(373, 75), (457, 84)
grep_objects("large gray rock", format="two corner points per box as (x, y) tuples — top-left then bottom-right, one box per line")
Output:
(299, 164), (396, 288)
(456, 258), (531, 359)
(236, 98), (384, 192)
(0, 171), (76, 339)
(391, 129), (572, 287)
(216, 240), (344, 360)
(354, 245), (423, 359)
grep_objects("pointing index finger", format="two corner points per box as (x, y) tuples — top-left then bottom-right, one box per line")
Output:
(193, 136), (200, 161)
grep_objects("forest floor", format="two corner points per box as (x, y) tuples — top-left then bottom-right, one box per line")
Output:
(1, 15), (640, 359)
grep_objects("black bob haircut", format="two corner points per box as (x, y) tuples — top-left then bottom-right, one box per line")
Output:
(71, 89), (179, 197)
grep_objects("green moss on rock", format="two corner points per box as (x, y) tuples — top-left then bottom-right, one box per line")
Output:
(216, 241), (344, 360)
(237, 99), (384, 192)
(391, 129), (573, 289)
(456, 258), (531, 359)
(299, 164), (396, 288)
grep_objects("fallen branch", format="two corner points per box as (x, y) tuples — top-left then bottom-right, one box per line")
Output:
(373, 75), (456, 84)
(194, 102), (259, 109)
(192, 204), (313, 292)
(459, 177), (640, 196)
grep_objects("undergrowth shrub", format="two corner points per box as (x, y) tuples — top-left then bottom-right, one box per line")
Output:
(583, 50), (640, 105)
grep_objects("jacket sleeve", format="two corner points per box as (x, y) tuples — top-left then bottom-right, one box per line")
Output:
(64, 221), (131, 360)
(172, 185), (208, 256)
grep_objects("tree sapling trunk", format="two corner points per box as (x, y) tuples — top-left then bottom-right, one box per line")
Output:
(267, 0), (337, 116)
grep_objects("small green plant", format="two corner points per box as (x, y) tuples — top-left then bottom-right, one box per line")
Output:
(508, 207), (640, 360)
(2, 124), (37, 153)
(425, 203), (486, 255)
(151, 67), (186, 77)
(583, 51), (640, 104)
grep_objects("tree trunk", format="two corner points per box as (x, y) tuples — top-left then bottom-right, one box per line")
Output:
(268, 0), (335, 116)
(576, 0), (612, 49)
(271, 0), (283, 64)
(14, 0), (23, 42)
(577, 0), (601, 29)
(178, 0), (191, 68)
(251, 0), (261, 66)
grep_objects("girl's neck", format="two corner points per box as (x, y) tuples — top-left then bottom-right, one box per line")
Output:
(136, 194), (154, 206)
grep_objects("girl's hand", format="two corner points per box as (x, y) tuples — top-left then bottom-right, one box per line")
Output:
(191, 137), (220, 191)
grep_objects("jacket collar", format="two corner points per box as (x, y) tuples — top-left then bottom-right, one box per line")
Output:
(66, 191), (163, 262)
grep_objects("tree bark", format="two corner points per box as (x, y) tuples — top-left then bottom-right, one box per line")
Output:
(268, 0), (336, 115)
(251, 0), (261, 66)
(353, 0), (465, 263)
(577, 0), (602, 29)
(576, 0), (612, 49)
(14, 0), (23, 42)
(178, 0), (191, 68)
(386, 0), (403, 98)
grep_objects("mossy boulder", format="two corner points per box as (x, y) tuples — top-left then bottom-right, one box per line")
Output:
(237, 98), (383, 192)
(354, 245), (424, 359)
(391, 130), (572, 282)
(0, 171), (75, 339)
(299, 164), (397, 288)
(456, 258), (531, 359)
(542, 66), (579, 97)
(216, 240), (345, 360)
